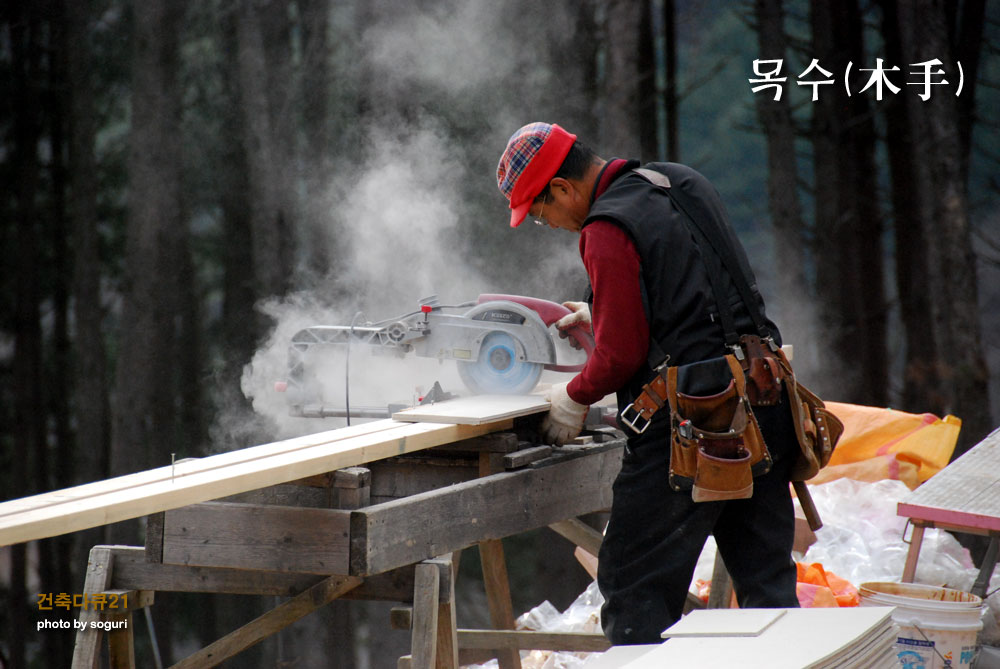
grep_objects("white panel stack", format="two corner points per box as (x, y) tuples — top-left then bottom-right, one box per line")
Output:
(583, 607), (900, 668)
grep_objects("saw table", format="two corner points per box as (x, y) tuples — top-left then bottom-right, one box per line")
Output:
(59, 396), (623, 669)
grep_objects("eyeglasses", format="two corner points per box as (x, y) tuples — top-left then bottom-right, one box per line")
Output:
(533, 196), (548, 227)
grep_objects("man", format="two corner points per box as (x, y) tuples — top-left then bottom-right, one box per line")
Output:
(496, 122), (800, 644)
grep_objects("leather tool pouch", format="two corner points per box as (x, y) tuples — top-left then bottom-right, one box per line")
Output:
(739, 334), (783, 406)
(747, 342), (845, 482)
(780, 352), (845, 481)
(665, 355), (772, 502)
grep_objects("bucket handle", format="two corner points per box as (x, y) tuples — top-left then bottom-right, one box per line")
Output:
(907, 620), (952, 666)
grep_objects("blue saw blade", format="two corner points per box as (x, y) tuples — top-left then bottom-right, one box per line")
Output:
(457, 331), (543, 395)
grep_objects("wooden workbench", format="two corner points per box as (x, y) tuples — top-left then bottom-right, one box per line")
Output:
(897, 426), (1000, 596)
(63, 396), (622, 669)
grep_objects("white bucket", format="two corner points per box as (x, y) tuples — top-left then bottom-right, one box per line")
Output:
(859, 581), (983, 669)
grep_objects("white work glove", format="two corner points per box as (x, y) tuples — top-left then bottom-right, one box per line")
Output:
(541, 382), (589, 446)
(555, 301), (591, 350)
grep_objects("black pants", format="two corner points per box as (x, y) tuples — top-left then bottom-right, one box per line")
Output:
(598, 397), (800, 645)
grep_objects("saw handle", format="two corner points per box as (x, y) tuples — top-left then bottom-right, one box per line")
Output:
(476, 294), (595, 372)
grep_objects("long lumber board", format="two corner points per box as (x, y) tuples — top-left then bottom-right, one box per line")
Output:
(0, 413), (522, 547)
(0, 419), (405, 520)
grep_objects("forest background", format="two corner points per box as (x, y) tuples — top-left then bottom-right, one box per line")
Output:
(2, 0), (999, 666)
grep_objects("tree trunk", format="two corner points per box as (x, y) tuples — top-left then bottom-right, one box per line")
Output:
(809, 0), (888, 405)
(879, 0), (942, 417)
(8, 7), (45, 667)
(111, 0), (184, 523)
(662, 0), (679, 161)
(236, 0), (296, 302)
(890, 0), (990, 454)
(300, 0), (332, 284)
(602, 0), (652, 158)
(752, 0), (810, 361)
(64, 0), (111, 636)
(46, 7), (77, 664)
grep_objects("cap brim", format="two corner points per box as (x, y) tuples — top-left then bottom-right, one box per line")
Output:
(509, 199), (532, 228)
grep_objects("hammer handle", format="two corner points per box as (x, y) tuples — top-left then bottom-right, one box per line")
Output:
(793, 480), (823, 531)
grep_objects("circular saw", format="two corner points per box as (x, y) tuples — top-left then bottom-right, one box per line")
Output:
(281, 294), (595, 407)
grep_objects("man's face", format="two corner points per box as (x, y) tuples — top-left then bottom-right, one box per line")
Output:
(529, 181), (586, 233)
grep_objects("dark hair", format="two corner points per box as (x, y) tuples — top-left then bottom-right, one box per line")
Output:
(534, 140), (599, 202)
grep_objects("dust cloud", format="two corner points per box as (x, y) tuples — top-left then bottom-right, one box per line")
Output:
(228, 2), (587, 443)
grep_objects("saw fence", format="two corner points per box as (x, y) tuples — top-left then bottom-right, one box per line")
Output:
(0, 395), (622, 669)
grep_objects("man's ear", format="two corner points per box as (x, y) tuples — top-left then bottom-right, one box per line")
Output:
(549, 177), (574, 201)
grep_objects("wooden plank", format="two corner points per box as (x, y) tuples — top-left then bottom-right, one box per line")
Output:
(504, 446), (553, 469)
(0, 418), (511, 546)
(108, 544), (448, 604)
(432, 433), (521, 453)
(0, 419), (402, 519)
(457, 630), (612, 652)
(350, 446), (622, 576)
(368, 458), (478, 504)
(169, 574), (362, 669)
(393, 395), (549, 425)
(548, 518), (603, 557)
(161, 502), (351, 574)
(411, 564), (440, 669)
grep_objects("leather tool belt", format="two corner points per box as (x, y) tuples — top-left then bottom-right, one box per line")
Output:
(620, 336), (844, 501)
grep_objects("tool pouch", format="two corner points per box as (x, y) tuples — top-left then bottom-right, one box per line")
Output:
(755, 345), (845, 481)
(783, 367), (844, 481)
(739, 334), (783, 406)
(665, 355), (771, 501)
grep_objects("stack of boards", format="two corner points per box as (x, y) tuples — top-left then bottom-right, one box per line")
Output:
(582, 607), (900, 668)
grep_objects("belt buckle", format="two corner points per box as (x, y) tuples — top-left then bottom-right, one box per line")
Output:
(621, 403), (651, 434)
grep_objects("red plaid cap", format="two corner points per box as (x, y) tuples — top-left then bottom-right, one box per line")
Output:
(497, 122), (577, 227)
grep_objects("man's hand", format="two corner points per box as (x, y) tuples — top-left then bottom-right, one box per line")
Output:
(542, 382), (589, 446)
(555, 301), (591, 350)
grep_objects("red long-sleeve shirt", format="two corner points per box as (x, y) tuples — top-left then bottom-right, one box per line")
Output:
(566, 160), (650, 406)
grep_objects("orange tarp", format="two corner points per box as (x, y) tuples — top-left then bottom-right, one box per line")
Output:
(807, 402), (961, 490)
(796, 562), (859, 608)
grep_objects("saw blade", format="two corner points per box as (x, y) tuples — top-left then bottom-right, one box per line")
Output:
(457, 331), (543, 395)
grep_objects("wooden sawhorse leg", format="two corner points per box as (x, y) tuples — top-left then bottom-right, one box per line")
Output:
(71, 546), (155, 669)
(399, 556), (459, 669)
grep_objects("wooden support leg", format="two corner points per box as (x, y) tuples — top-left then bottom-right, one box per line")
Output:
(410, 563), (441, 669)
(435, 553), (460, 669)
(707, 551), (734, 609)
(72, 546), (116, 669)
(478, 539), (521, 669)
(106, 613), (135, 669)
(902, 522), (926, 583)
(169, 574), (361, 668)
(476, 451), (521, 669)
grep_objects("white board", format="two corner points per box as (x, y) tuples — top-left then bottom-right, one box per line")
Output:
(660, 608), (785, 638)
(619, 607), (897, 669)
(392, 394), (550, 425)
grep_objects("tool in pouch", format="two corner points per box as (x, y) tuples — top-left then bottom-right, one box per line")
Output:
(619, 166), (844, 505)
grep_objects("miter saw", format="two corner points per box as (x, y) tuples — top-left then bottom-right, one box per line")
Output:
(277, 294), (595, 417)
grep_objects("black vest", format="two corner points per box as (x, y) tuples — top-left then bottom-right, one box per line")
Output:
(585, 161), (781, 417)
